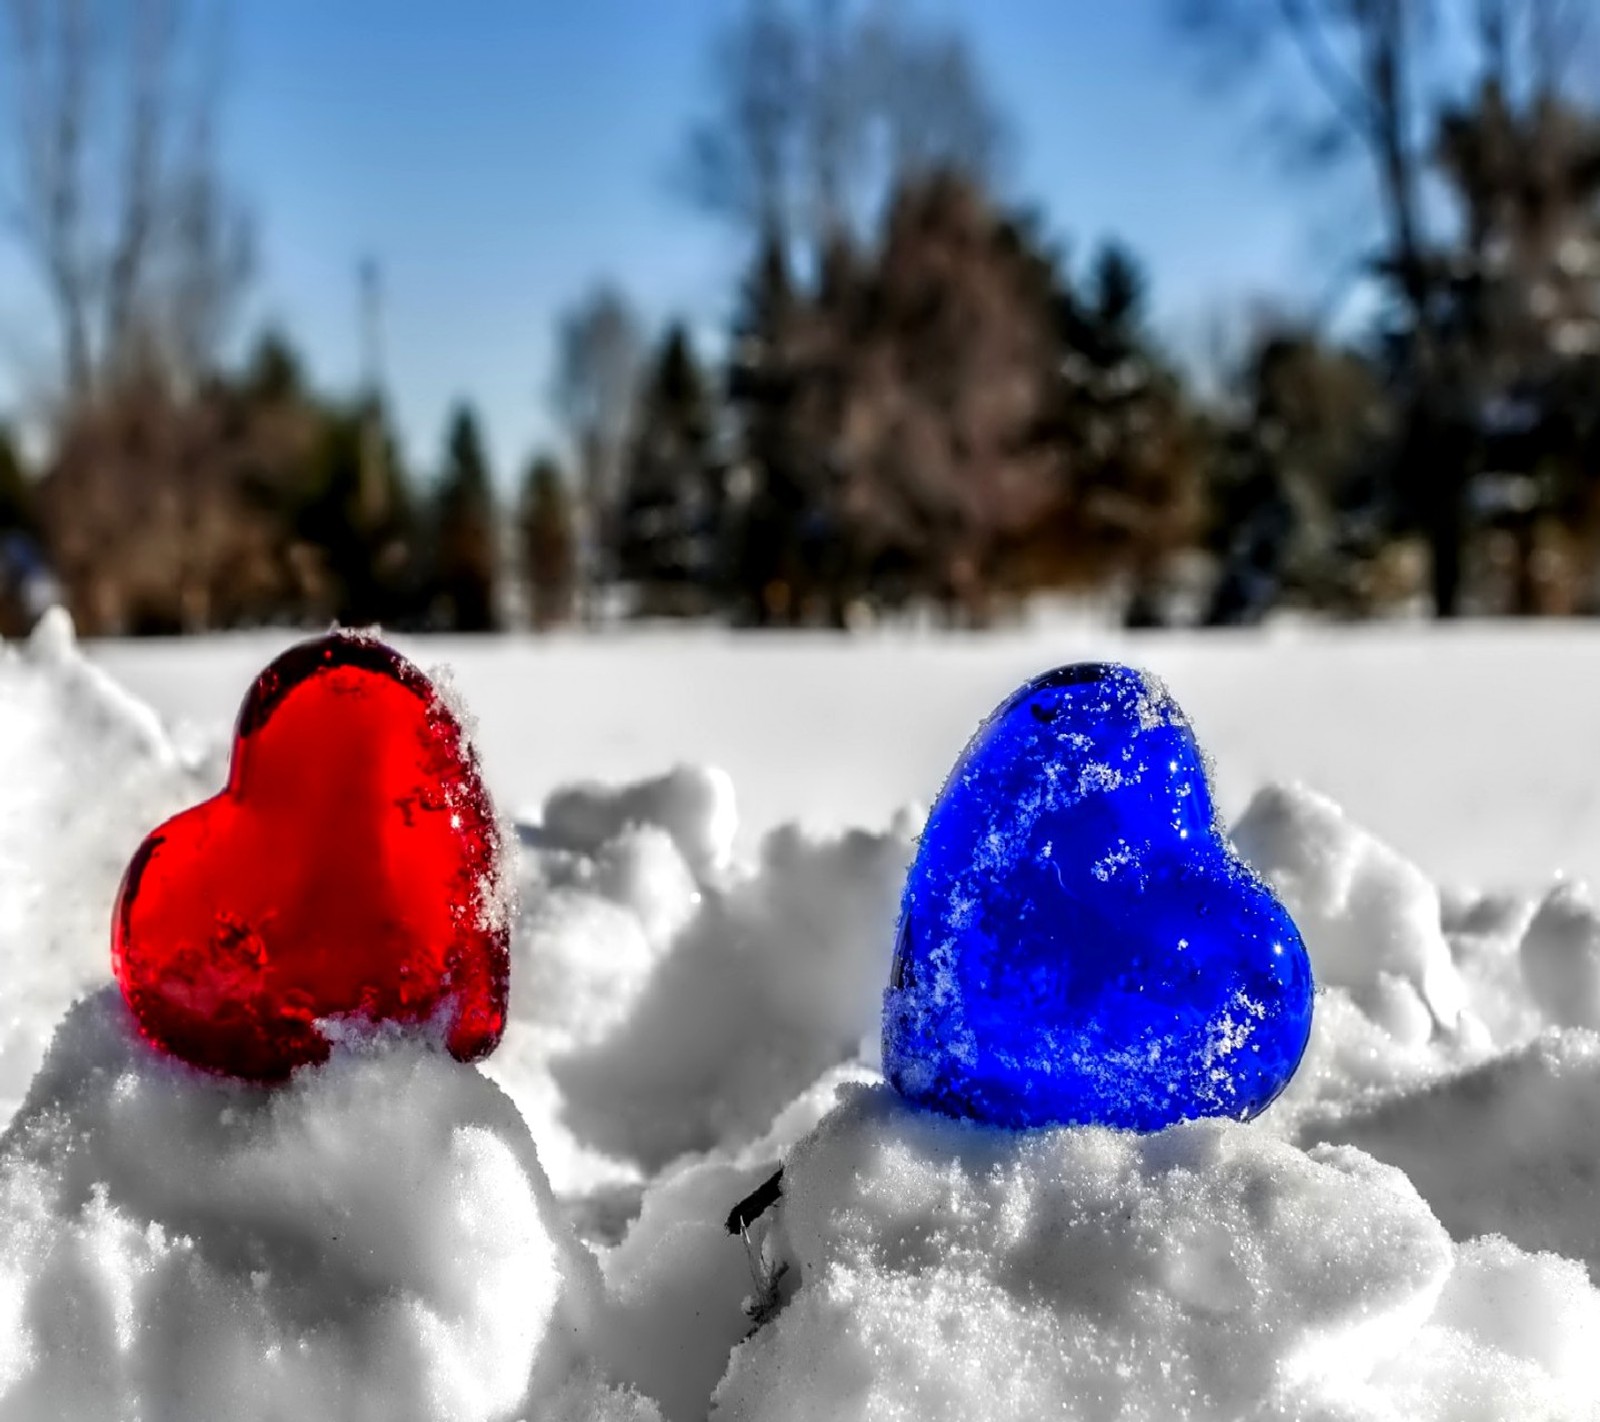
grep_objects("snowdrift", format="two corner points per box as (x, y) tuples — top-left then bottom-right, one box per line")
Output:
(714, 1086), (1600, 1421)
(2, 618), (1599, 1420)
(0, 990), (602, 1422)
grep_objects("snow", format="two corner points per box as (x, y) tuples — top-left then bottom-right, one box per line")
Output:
(717, 1088), (1427, 1420)
(713, 1089), (1600, 1421)
(1315, 1030), (1600, 1275)
(88, 621), (1600, 891)
(4, 616), (1600, 1418)
(0, 991), (597, 1422)
(549, 814), (914, 1171)
(0, 614), (204, 1126)
(1520, 881), (1600, 1030)
(1233, 783), (1469, 1033)
(542, 766), (740, 882)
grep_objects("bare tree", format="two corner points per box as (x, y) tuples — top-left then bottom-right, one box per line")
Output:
(1436, 40), (1600, 376)
(153, 8), (255, 389)
(684, 0), (805, 243)
(550, 285), (645, 618)
(8, 0), (95, 400)
(858, 8), (1007, 198)
(1175, 0), (1444, 332)
(2, 0), (253, 412)
(683, 0), (1008, 260)
(1174, 0), (1600, 614)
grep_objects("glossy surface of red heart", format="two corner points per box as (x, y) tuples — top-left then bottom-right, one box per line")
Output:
(112, 632), (509, 1078)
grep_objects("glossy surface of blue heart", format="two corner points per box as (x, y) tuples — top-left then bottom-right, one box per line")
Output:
(883, 663), (1313, 1130)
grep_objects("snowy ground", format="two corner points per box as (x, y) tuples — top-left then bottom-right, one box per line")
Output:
(92, 619), (1600, 892)
(3, 613), (1600, 1420)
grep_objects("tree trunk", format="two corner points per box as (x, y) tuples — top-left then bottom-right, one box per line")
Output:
(1429, 484), (1465, 617)
(1425, 412), (1471, 618)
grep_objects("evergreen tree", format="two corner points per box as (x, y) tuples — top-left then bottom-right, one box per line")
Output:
(618, 323), (718, 612)
(0, 426), (32, 535)
(1036, 239), (1204, 621)
(431, 404), (499, 631)
(552, 286), (644, 619)
(1205, 328), (1392, 623)
(831, 172), (1063, 622)
(0, 426), (41, 638)
(520, 454), (577, 630)
(1431, 80), (1600, 613)
(294, 396), (423, 628)
(725, 234), (814, 623)
(1078, 242), (1145, 365)
(243, 328), (308, 407)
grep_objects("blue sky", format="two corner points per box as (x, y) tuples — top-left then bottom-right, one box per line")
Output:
(20, 3), (1360, 483)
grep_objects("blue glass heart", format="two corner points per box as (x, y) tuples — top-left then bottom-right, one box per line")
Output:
(883, 663), (1313, 1131)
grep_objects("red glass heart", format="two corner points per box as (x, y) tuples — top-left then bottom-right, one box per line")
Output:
(111, 631), (510, 1079)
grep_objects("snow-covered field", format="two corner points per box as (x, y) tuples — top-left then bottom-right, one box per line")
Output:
(4, 612), (1600, 1420)
(91, 619), (1600, 891)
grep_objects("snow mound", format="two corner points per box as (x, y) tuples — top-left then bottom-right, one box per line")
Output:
(1520, 881), (1600, 1030)
(0, 612), (200, 1126)
(541, 765), (739, 881)
(477, 824), (708, 1208)
(602, 1064), (875, 1422)
(511, 822), (703, 1049)
(581, 825), (705, 953)
(512, 874), (667, 1050)
(1384, 1235), (1600, 1421)
(1233, 782), (1468, 1034)
(551, 818), (915, 1170)
(543, 1372), (666, 1422)
(713, 1084), (1600, 1421)
(20, 608), (175, 766)
(1312, 1027), (1600, 1275)
(0, 989), (605, 1422)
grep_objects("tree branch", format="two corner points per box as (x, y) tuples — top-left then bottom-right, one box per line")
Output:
(1275, 0), (1378, 141)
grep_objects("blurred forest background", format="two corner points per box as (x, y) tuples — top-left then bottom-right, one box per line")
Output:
(5, 0), (1600, 636)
